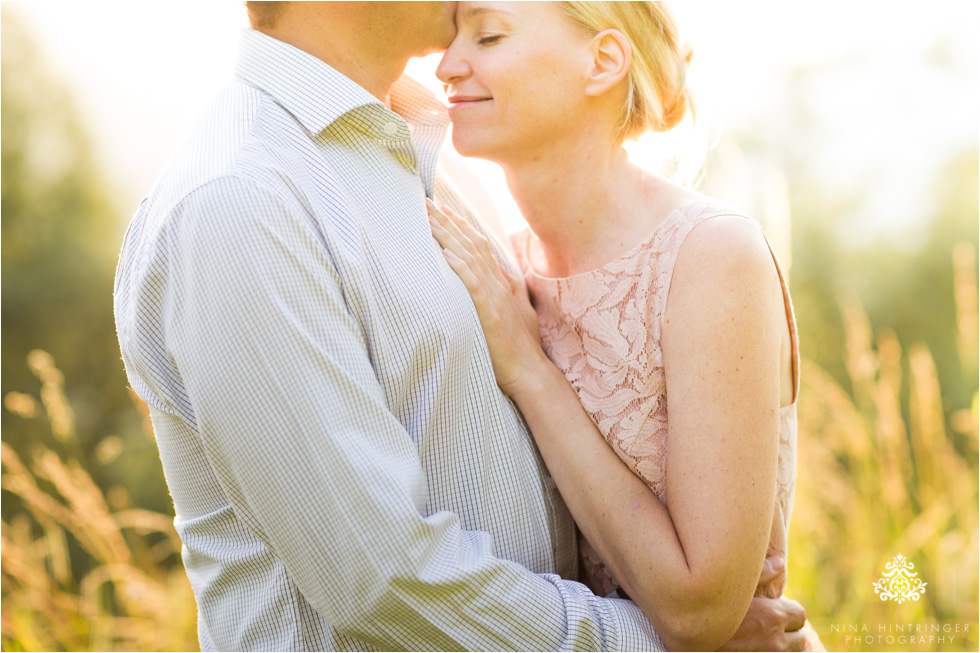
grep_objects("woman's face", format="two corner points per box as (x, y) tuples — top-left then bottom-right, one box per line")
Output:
(435, 1), (596, 162)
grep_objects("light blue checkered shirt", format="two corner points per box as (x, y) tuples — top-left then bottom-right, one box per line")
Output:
(114, 29), (665, 652)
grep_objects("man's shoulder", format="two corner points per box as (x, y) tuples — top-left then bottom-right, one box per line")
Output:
(113, 90), (329, 375)
(118, 83), (332, 278)
(147, 81), (334, 222)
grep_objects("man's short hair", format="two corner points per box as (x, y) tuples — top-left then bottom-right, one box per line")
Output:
(245, 1), (283, 30)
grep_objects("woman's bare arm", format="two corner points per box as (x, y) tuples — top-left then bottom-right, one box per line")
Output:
(430, 203), (788, 651)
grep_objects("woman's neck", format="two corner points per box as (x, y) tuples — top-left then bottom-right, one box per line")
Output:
(500, 136), (656, 277)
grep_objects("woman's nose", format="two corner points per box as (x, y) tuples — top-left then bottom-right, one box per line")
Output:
(435, 44), (470, 85)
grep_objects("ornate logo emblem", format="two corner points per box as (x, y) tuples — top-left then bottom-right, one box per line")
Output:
(873, 554), (927, 603)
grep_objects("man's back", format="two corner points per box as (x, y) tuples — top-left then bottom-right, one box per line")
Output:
(114, 30), (607, 651)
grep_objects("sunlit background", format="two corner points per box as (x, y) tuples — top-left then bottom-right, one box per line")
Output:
(3, 2), (977, 651)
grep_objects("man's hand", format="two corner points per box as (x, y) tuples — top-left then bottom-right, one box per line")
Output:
(717, 556), (807, 652)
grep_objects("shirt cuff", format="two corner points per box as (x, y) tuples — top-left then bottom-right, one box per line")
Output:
(604, 596), (668, 652)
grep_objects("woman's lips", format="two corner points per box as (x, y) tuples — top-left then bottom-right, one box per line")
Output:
(448, 96), (493, 109)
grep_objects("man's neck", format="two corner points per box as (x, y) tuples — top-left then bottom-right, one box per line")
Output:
(255, 12), (409, 106)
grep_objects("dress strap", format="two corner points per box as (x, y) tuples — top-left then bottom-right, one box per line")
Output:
(652, 204), (747, 333)
(654, 204), (799, 403)
(758, 231), (800, 404)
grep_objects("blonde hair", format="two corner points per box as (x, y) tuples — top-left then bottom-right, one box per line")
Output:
(557, 1), (693, 140)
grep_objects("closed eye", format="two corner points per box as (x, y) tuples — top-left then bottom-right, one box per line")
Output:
(478, 34), (503, 46)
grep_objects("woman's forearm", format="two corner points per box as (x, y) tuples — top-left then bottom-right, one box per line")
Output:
(425, 197), (778, 650)
(511, 360), (761, 651)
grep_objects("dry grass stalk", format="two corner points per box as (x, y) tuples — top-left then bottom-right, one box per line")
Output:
(789, 255), (979, 651)
(2, 351), (198, 652)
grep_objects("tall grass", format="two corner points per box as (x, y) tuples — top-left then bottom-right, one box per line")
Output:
(1, 351), (198, 652)
(1, 247), (977, 652)
(788, 244), (979, 652)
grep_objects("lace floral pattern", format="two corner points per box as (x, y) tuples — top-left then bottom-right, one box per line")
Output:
(513, 201), (799, 598)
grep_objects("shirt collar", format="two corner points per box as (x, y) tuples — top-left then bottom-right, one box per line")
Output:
(234, 29), (448, 138)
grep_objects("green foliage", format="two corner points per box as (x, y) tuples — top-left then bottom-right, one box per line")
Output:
(2, 13), (182, 647)
(0, 8), (170, 513)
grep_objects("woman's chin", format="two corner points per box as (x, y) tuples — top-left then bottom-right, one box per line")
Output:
(450, 131), (502, 162)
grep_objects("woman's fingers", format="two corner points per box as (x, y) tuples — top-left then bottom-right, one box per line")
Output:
(427, 203), (532, 331)
(501, 263), (524, 296)
(443, 206), (511, 291)
(428, 211), (460, 256)
(427, 200), (509, 294)
(426, 199), (544, 395)
(428, 203), (501, 311)
(428, 204), (472, 266)
(442, 249), (490, 313)
(427, 200), (470, 255)
(441, 204), (494, 258)
(757, 555), (786, 590)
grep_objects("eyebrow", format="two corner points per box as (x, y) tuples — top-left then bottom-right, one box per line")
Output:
(459, 6), (514, 21)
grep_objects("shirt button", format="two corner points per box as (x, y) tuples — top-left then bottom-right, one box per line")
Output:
(383, 122), (398, 137)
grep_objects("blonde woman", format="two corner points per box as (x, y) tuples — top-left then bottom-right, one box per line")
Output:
(428, 2), (823, 650)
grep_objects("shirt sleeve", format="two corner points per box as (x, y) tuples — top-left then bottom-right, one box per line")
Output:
(155, 176), (666, 651)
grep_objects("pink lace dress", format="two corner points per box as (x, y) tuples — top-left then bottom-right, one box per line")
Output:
(512, 201), (800, 600)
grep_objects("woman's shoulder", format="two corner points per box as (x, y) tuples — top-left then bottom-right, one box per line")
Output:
(671, 192), (755, 231)
(674, 208), (774, 283)
(649, 187), (765, 261)
(635, 187), (758, 265)
(634, 176), (754, 252)
(682, 205), (765, 250)
(662, 204), (780, 329)
(645, 193), (777, 314)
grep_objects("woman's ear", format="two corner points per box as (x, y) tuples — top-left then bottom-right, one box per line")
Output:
(584, 29), (631, 97)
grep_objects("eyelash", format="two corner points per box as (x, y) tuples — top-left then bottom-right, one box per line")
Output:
(478, 35), (502, 46)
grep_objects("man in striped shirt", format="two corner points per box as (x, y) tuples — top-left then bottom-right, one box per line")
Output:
(114, 2), (806, 650)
